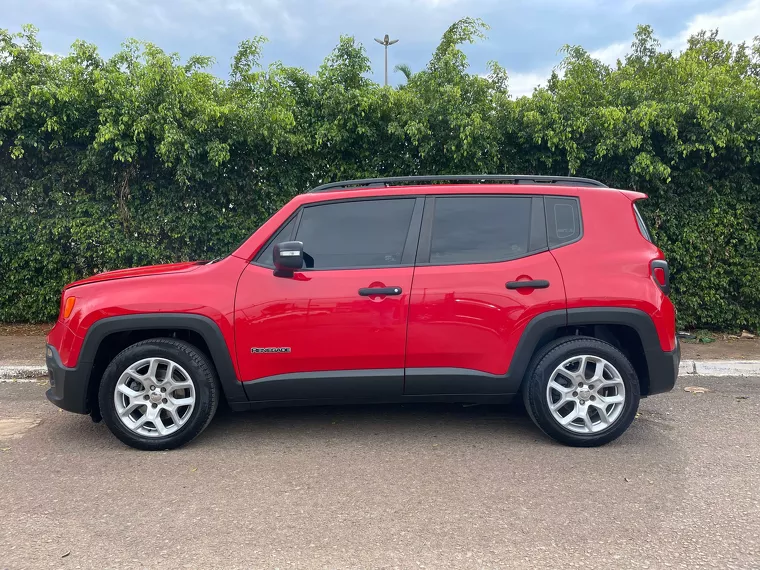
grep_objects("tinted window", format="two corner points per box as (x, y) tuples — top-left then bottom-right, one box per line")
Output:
(256, 216), (297, 268)
(633, 203), (652, 242)
(429, 196), (532, 264)
(546, 197), (582, 248)
(295, 199), (415, 269)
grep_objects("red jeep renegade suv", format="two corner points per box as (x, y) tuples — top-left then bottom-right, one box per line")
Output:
(46, 175), (679, 450)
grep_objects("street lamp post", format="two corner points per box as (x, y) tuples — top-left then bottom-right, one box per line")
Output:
(374, 34), (399, 86)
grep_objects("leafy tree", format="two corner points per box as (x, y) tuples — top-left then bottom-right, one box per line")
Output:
(1, 21), (758, 330)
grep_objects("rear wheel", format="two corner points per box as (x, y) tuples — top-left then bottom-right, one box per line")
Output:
(98, 338), (220, 450)
(522, 337), (640, 447)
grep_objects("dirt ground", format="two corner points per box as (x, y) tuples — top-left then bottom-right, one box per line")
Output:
(0, 328), (49, 366)
(0, 323), (53, 336)
(0, 323), (758, 366)
(681, 337), (760, 360)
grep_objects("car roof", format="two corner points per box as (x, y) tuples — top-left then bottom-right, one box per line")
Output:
(293, 183), (643, 206)
(309, 175), (607, 192)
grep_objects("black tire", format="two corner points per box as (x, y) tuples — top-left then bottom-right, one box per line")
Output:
(98, 338), (220, 451)
(522, 336), (640, 447)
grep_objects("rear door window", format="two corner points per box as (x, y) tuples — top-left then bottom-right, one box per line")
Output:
(426, 196), (534, 264)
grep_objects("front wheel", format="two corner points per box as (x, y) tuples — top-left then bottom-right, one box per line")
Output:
(99, 338), (220, 450)
(522, 337), (640, 447)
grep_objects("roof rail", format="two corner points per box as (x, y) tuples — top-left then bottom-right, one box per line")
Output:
(309, 174), (607, 193)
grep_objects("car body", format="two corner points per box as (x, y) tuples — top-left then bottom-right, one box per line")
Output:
(46, 175), (679, 449)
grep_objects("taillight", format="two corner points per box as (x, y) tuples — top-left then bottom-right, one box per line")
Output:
(651, 260), (670, 295)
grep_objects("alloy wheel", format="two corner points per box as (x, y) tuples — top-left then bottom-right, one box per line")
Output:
(546, 354), (626, 434)
(113, 357), (196, 437)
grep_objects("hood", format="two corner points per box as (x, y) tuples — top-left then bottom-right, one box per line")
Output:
(65, 261), (204, 289)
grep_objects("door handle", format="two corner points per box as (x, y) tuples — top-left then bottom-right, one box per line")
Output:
(506, 280), (550, 289)
(359, 286), (403, 296)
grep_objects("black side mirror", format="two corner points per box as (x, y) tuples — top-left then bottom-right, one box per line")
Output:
(273, 241), (304, 276)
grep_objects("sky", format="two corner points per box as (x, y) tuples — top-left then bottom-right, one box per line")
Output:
(4, 0), (760, 96)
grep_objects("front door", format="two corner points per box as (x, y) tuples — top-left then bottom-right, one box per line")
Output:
(404, 194), (567, 395)
(235, 196), (423, 402)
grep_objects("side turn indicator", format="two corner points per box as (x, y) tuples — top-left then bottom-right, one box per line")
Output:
(63, 296), (76, 319)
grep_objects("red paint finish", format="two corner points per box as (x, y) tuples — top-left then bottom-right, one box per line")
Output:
(47, 181), (677, 397)
(64, 261), (203, 289)
(234, 264), (413, 381)
(405, 252), (566, 377)
(48, 256), (248, 369)
(47, 319), (82, 368)
(551, 190), (677, 351)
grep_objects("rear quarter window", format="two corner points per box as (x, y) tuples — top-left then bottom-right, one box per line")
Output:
(545, 196), (582, 248)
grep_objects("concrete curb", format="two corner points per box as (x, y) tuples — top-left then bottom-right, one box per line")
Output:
(2, 361), (760, 381)
(679, 360), (760, 377)
(0, 365), (47, 380)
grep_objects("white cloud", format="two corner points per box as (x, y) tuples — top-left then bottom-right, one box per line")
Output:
(513, 0), (760, 94)
(322, 0), (487, 45)
(9, 0), (305, 41)
(415, 0), (464, 5)
(508, 68), (553, 98)
(225, 0), (304, 41)
(593, 0), (760, 65)
(621, 0), (687, 8)
(668, 0), (760, 48)
(67, 0), (479, 45)
(589, 42), (628, 66)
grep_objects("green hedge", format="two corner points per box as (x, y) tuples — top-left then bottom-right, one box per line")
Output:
(1, 21), (759, 329)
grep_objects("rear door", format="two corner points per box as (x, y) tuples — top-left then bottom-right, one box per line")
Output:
(404, 194), (567, 396)
(235, 196), (423, 401)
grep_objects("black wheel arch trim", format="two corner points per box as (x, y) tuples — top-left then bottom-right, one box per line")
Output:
(566, 307), (678, 395)
(49, 314), (247, 415)
(505, 309), (568, 386)
(506, 307), (678, 396)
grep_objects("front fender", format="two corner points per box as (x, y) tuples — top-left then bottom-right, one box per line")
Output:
(46, 313), (248, 415)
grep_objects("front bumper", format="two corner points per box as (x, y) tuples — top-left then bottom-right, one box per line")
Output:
(46, 345), (90, 414)
(645, 338), (680, 396)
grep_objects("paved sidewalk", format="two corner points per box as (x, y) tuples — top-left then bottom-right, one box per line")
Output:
(679, 359), (760, 377)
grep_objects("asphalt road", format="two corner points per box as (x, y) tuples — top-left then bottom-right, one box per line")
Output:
(1, 376), (759, 570)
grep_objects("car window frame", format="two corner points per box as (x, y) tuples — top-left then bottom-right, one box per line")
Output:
(252, 211), (302, 268)
(252, 195), (425, 271)
(414, 194), (549, 267)
(545, 196), (584, 250)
